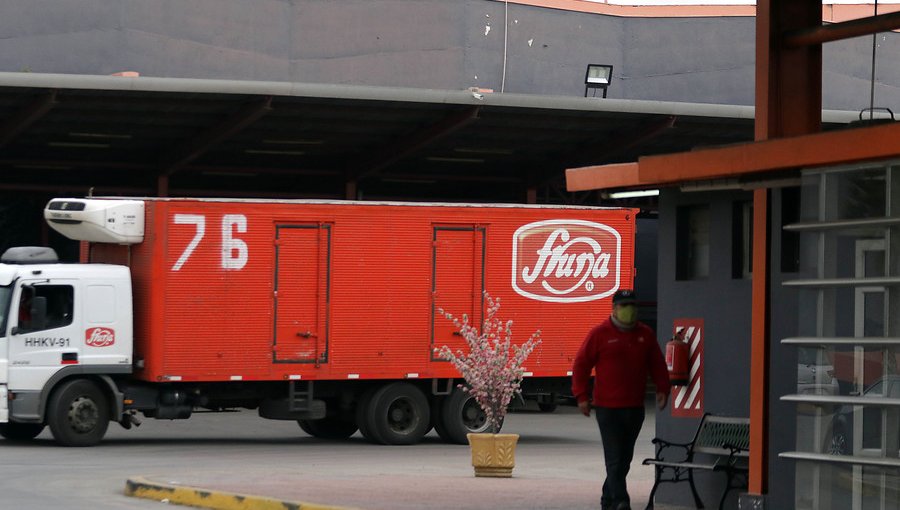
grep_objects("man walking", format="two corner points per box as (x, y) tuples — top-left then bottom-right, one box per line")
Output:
(572, 289), (671, 510)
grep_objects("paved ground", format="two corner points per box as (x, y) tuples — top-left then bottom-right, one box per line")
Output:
(125, 398), (696, 510)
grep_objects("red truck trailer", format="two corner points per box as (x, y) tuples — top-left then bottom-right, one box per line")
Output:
(0, 198), (635, 446)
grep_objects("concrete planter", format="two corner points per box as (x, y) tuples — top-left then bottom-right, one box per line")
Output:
(467, 433), (520, 478)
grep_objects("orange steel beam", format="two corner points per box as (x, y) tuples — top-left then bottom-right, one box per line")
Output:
(638, 121), (900, 186)
(783, 11), (900, 48)
(565, 162), (641, 192)
(750, 1), (819, 497)
(758, 1), (822, 141)
(749, 188), (771, 495)
(755, 0), (773, 142)
(564, 121), (900, 192)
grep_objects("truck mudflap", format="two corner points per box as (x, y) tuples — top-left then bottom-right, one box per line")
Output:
(0, 385), (8, 423)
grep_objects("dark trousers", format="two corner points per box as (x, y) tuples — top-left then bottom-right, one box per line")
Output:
(595, 406), (645, 509)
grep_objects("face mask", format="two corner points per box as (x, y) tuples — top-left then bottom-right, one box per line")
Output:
(614, 305), (637, 325)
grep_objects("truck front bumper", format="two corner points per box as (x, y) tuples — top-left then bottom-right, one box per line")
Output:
(0, 385), (7, 423)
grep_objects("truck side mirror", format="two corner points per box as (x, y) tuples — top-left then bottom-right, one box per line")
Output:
(12, 295), (48, 335)
(30, 296), (48, 331)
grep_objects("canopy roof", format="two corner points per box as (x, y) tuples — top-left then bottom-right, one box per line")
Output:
(0, 72), (856, 202)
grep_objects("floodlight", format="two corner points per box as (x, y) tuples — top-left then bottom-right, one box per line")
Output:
(585, 64), (613, 98)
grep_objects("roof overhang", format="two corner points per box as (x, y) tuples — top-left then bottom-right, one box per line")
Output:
(566, 119), (900, 192)
(0, 72), (859, 202)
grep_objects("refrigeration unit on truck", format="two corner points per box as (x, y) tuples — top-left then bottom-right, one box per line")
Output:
(0, 198), (636, 446)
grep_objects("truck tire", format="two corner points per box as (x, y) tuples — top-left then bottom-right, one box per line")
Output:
(297, 417), (358, 439)
(0, 422), (45, 441)
(437, 388), (492, 444)
(538, 402), (558, 413)
(431, 396), (449, 439)
(367, 382), (430, 445)
(46, 379), (110, 447)
(355, 386), (382, 443)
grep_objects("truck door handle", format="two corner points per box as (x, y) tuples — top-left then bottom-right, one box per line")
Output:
(297, 331), (317, 338)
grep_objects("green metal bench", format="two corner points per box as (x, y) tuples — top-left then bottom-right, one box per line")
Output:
(642, 413), (750, 510)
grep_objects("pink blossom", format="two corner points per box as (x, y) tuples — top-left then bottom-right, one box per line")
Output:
(435, 291), (541, 434)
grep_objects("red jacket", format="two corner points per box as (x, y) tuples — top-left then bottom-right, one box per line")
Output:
(572, 318), (670, 408)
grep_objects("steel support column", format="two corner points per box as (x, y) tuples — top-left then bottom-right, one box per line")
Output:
(751, 0), (822, 496)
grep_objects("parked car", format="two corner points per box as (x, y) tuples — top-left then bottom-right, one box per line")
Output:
(798, 349), (839, 395)
(827, 375), (900, 456)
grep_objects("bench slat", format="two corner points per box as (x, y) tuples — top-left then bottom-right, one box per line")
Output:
(694, 418), (750, 457)
(643, 460), (719, 470)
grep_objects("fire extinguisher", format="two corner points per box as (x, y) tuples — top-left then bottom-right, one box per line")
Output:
(666, 329), (690, 386)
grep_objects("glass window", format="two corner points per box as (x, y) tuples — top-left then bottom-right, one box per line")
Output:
(0, 285), (11, 334)
(781, 186), (801, 273)
(732, 200), (752, 279)
(16, 285), (74, 333)
(827, 166), (887, 221)
(792, 162), (900, 510)
(676, 204), (710, 280)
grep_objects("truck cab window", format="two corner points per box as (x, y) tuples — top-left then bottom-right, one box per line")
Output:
(17, 285), (74, 333)
(0, 285), (11, 333)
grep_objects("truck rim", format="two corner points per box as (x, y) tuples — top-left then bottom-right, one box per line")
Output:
(461, 396), (487, 431)
(67, 396), (100, 433)
(386, 397), (417, 434)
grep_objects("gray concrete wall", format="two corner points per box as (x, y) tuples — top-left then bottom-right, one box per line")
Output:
(2, 1), (898, 110)
(655, 188), (754, 508)
(620, 16), (756, 105)
(655, 187), (808, 508)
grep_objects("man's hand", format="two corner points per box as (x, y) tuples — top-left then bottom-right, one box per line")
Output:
(656, 391), (668, 410)
(578, 400), (591, 417)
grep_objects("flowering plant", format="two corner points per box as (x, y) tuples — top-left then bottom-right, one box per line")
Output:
(435, 292), (541, 434)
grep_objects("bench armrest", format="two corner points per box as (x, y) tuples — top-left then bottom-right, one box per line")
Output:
(651, 437), (693, 448)
(648, 437), (693, 463)
(721, 442), (749, 466)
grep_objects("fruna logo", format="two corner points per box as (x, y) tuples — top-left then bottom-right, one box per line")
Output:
(512, 220), (621, 303)
(85, 327), (115, 347)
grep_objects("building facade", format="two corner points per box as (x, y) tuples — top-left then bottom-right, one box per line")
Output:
(1, 0), (898, 110)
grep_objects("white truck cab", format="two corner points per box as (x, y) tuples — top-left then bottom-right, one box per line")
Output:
(0, 246), (134, 444)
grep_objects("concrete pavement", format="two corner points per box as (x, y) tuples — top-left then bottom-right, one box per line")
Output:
(125, 399), (695, 510)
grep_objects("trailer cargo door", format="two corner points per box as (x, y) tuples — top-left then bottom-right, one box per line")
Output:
(431, 226), (485, 359)
(274, 224), (331, 363)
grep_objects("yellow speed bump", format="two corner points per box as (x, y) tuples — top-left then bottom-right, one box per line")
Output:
(125, 476), (357, 510)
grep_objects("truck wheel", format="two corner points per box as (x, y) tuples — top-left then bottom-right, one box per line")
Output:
(437, 388), (492, 444)
(0, 422), (45, 441)
(47, 379), (110, 447)
(355, 386), (383, 443)
(297, 417), (358, 439)
(368, 382), (430, 445)
(431, 396), (449, 439)
(827, 424), (849, 456)
(538, 402), (558, 413)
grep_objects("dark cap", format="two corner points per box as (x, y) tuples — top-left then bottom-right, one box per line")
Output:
(612, 289), (637, 306)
